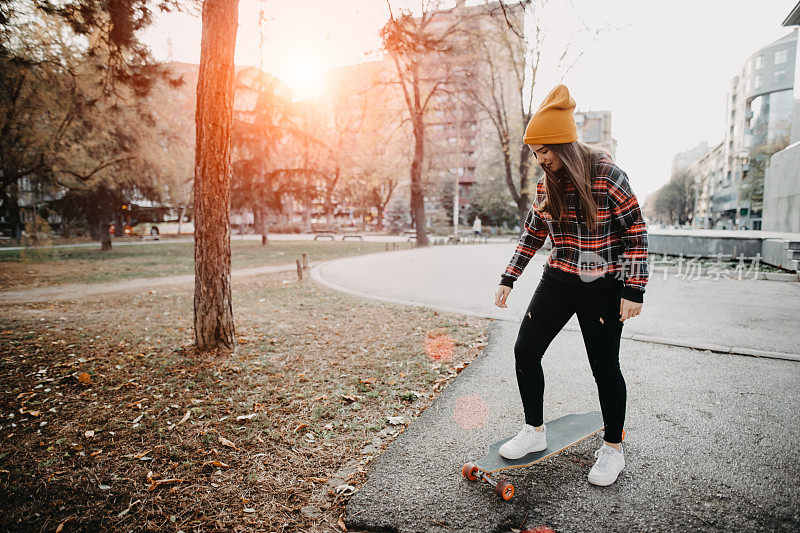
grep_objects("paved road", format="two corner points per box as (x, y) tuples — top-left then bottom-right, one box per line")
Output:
(309, 244), (800, 532)
(345, 321), (800, 532)
(314, 244), (800, 359)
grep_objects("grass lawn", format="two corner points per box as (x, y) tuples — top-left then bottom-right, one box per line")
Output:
(0, 241), (396, 291)
(0, 270), (489, 532)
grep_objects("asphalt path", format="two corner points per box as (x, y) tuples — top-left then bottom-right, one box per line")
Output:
(308, 244), (800, 532)
(314, 244), (800, 359)
(345, 321), (800, 532)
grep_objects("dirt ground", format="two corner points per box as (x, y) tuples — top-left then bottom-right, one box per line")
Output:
(0, 270), (489, 532)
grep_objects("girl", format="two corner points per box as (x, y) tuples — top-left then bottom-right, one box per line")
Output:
(493, 84), (649, 487)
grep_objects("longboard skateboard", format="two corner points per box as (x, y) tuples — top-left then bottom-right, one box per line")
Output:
(462, 411), (619, 500)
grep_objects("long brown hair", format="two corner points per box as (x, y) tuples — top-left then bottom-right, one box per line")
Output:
(534, 141), (611, 233)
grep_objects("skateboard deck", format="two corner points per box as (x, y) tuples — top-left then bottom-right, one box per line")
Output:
(462, 411), (607, 500)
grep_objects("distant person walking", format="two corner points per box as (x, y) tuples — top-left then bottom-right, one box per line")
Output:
(472, 216), (482, 237)
(493, 84), (649, 487)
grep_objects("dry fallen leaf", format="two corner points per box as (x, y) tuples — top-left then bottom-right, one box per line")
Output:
(334, 484), (355, 495)
(148, 478), (185, 491)
(55, 516), (75, 533)
(219, 436), (236, 449)
(77, 372), (91, 385)
(202, 460), (230, 468)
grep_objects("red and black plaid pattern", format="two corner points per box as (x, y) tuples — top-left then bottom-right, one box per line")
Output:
(500, 158), (649, 303)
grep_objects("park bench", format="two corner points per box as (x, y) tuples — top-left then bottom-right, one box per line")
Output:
(312, 224), (337, 240)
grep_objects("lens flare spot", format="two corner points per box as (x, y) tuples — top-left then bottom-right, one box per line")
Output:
(425, 330), (455, 363)
(453, 393), (489, 431)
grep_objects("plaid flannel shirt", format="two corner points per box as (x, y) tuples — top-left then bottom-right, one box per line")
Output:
(500, 158), (649, 303)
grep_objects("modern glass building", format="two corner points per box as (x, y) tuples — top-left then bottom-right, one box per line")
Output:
(716, 29), (797, 230)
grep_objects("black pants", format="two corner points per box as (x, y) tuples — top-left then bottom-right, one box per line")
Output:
(514, 271), (627, 443)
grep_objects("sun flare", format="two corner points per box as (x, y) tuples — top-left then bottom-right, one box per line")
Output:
(276, 53), (325, 101)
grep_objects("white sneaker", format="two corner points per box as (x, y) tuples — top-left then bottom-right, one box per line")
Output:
(587, 444), (625, 486)
(499, 424), (547, 460)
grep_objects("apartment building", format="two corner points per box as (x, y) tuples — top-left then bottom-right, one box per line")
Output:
(718, 28), (797, 230)
(687, 142), (725, 229)
(576, 110), (618, 160)
(763, 3), (800, 232)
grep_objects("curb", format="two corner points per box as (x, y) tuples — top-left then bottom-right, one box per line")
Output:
(624, 333), (800, 362)
(649, 265), (799, 283)
(311, 259), (800, 364)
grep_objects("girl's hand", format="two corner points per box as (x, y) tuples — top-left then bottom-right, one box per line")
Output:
(619, 298), (642, 322)
(495, 286), (511, 308)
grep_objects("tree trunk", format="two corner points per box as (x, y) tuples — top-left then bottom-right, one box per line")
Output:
(177, 205), (186, 236)
(303, 197), (311, 231)
(517, 146), (533, 225)
(258, 206), (269, 245)
(410, 108), (428, 247)
(376, 205), (384, 231)
(193, 0), (238, 352)
(99, 221), (112, 251)
(61, 220), (72, 238)
(114, 211), (124, 237)
(325, 189), (334, 226)
(4, 190), (23, 243)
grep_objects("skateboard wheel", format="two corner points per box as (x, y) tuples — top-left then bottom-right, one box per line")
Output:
(462, 463), (479, 481)
(495, 480), (514, 500)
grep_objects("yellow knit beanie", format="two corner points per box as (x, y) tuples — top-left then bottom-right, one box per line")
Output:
(523, 84), (578, 144)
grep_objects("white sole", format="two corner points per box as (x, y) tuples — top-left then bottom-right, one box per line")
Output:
(499, 443), (547, 460)
(587, 472), (622, 486)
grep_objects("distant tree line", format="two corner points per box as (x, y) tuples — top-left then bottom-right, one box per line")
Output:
(0, 2), (406, 250)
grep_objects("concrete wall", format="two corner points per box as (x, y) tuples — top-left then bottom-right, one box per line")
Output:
(762, 238), (800, 271)
(648, 232), (799, 271)
(763, 142), (800, 233)
(649, 234), (762, 259)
